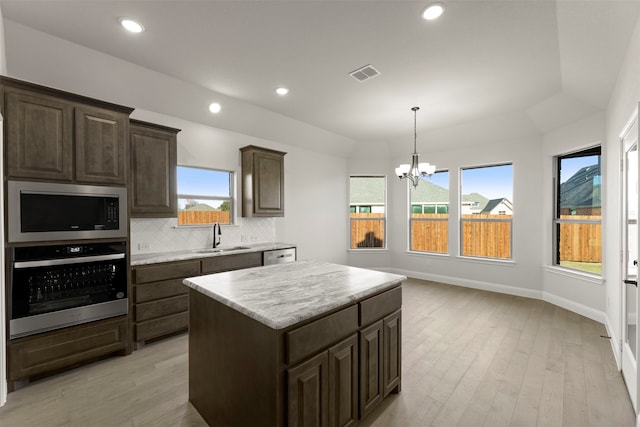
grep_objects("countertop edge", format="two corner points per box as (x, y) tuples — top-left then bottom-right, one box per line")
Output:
(130, 242), (296, 266)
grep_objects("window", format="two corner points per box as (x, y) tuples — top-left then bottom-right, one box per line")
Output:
(460, 164), (513, 259)
(349, 176), (386, 249)
(410, 171), (449, 253)
(177, 166), (234, 225)
(554, 147), (601, 274)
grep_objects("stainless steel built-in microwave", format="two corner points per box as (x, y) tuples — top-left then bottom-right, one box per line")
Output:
(7, 181), (128, 243)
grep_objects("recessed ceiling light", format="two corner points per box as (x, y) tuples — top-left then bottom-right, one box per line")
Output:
(119, 18), (145, 33)
(422, 3), (445, 20)
(208, 102), (221, 114)
(275, 87), (289, 96)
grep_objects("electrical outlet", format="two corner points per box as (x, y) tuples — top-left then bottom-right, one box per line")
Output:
(138, 242), (151, 251)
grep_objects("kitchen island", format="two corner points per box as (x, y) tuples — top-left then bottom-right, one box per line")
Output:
(183, 260), (406, 427)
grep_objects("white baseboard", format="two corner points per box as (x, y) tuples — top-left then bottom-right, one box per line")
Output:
(382, 266), (606, 324)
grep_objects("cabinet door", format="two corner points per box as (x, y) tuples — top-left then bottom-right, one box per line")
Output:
(241, 146), (286, 217)
(130, 123), (177, 217)
(75, 106), (128, 184)
(5, 89), (74, 181)
(383, 310), (401, 396)
(359, 320), (383, 419)
(254, 150), (284, 215)
(328, 334), (358, 427)
(288, 352), (329, 427)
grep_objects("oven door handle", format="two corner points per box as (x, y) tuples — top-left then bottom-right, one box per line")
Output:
(13, 253), (125, 269)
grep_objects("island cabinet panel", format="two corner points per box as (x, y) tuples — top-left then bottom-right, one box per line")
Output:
(75, 106), (128, 185)
(201, 252), (262, 274)
(288, 352), (329, 427)
(359, 320), (384, 418)
(286, 305), (358, 365)
(383, 310), (402, 397)
(328, 334), (358, 427)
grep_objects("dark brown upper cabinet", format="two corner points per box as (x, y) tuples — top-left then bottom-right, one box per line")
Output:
(129, 120), (180, 217)
(240, 145), (286, 217)
(2, 77), (133, 185)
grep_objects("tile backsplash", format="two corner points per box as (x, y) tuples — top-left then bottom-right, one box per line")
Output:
(130, 217), (276, 255)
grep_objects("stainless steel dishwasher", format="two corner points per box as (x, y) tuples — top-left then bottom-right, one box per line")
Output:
(263, 248), (296, 265)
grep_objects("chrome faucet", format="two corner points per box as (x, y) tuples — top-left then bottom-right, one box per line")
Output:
(212, 222), (222, 248)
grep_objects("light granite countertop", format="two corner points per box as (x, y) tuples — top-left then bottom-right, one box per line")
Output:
(130, 242), (296, 266)
(183, 260), (406, 330)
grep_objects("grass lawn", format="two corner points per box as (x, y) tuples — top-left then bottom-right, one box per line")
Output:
(560, 261), (602, 275)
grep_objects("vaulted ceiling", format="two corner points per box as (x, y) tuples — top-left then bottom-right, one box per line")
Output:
(2, 1), (639, 153)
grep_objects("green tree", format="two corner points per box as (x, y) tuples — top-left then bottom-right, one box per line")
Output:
(220, 201), (230, 211)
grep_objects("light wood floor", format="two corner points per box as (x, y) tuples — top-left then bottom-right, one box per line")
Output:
(0, 278), (635, 426)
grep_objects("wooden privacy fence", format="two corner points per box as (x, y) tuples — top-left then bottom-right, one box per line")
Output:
(178, 210), (230, 225)
(352, 213), (601, 262)
(558, 215), (601, 263)
(350, 213), (385, 248)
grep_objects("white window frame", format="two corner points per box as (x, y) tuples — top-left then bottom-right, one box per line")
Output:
(349, 175), (387, 250)
(176, 165), (235, 226)
(459, 163), (513, 260)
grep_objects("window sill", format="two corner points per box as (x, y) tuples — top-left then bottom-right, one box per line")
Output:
(544, 266), (604, 285)
(406, 250), (450, 259)
(455, 255), (516, 267)
(348, 248), (389, 253)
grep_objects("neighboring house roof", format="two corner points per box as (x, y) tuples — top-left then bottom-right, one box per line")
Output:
(462, 193), (490, 211)
(410, 180), (449, 204)
(183, 202), (216, 211)
(481, 198), (513, 214)
(350, 177), (385, 204)
(560, 164), (601, 208)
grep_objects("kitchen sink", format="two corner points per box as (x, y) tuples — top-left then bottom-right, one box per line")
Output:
(195, 246), (251, 254)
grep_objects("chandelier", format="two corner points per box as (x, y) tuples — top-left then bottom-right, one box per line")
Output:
(395, 106), (436, 188)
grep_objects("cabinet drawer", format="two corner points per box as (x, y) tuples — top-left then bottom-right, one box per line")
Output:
(136, 311), (189, 341)
(286, 305), (358, 365)
(8, 317), (127, 380)
(135, 295), (188, 322)
(133, 260), (200, 284)
(135, 278), (188, 303)
(359, 286), (402, 327)
(201, 252), (262, 274)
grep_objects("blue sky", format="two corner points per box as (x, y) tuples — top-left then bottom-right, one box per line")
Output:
(177, 166), (230, 196)
(559, 155), (599, 184)
(419, 164), (513, 200)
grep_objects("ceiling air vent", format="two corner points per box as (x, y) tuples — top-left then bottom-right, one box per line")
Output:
(349, 64), (380, 82)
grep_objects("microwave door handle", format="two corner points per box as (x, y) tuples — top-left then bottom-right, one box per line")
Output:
(13, 253), (125, 269)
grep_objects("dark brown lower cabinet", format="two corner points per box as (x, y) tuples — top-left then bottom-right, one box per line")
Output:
(328, 334), (359, 427)
(288, 333), (358, 427)
(7, 316), (128, 387)
(359, 309), (402, 419)
(359, 320), (383, 418)
(383, 310), (402, 396)
(188, 285), (402, 427)
(288, 352), (329, 427)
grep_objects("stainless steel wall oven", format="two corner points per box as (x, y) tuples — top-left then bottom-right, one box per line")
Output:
(9, 241), (128, 339)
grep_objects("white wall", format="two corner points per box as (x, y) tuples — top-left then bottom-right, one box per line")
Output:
(349, 135), (544, 299)
(541, 112), (607, 322)
(605, 15), (640, 367)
